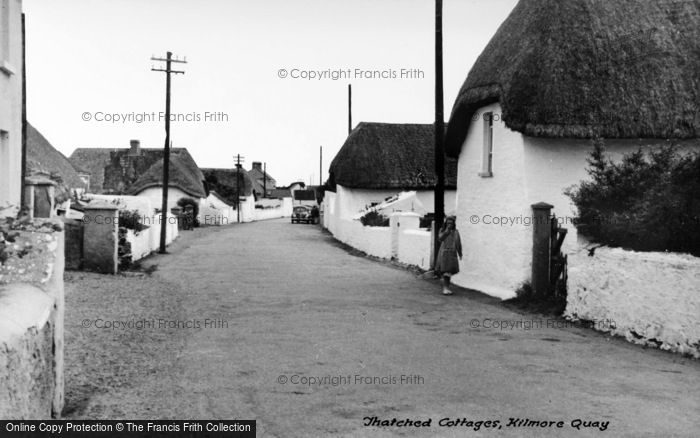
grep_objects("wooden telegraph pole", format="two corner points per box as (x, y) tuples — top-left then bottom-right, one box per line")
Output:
(152, 51), (186, 253)
(319, 146), (323, 185)
(348, 84), (352, 135)
(263, 162), (267, 198)
(234, 154), (245, 223)
(433, 0), (446, 267)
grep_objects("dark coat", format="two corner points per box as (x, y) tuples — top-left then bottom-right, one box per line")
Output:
(436, 229), (462, 275)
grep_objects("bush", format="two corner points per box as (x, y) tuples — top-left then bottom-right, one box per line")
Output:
(360, 210), (389, 227)
(118, 209), (143, 232)
(565, 139), (700, 255)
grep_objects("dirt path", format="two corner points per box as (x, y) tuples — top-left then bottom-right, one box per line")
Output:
(64, 220), (700, 437)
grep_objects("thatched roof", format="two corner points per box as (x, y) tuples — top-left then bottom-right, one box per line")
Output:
(329, 122), (457, 190)
(201, 168), (254, 202)
(128, 154), (207, 199)
(69, 147), (203, 195)
(26, 123), (86, 191)
(445, 0), (700, 157)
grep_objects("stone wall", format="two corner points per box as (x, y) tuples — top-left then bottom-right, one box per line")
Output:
(0, 219), (65, 418)
(567, 246), (700, 358)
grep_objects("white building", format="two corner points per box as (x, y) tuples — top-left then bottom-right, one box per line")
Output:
(444, 0), (700, 299)
(326, 122), (458, 223)
(0, 0), (23, 217)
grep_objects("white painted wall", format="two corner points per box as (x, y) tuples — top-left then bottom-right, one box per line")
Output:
(566, 246), (700, 358)
(83, 194), (178, 256)
(335, 185), (456, 219)
(0, 0), (23, 217)
(452, 102), (700, 299)
(253, 197), (292, 221)
(135, 187), (205, 217)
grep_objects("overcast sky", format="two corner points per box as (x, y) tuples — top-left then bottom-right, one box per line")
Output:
(23, 0), (517, 186)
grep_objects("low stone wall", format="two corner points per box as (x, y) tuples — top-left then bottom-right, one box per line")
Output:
(566, 246), (700, 358)
(0, 219), (65, 418)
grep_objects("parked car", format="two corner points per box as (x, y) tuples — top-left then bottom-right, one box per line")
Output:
(292, 206), (313, 224)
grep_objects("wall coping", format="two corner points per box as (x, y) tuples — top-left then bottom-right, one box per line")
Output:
(0, 283), (53, 343)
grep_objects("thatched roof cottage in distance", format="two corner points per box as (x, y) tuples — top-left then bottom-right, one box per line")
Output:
(200, 167), (256, 223)
(327, 122), (458, 221)
(248, 162), (276, 198)
(70, 140), (207, 215)
(444, 0), (700, 299)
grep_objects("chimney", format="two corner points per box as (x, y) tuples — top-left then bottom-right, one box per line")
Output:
(129, 139), (141, 156)
(252, 162), (262, 171)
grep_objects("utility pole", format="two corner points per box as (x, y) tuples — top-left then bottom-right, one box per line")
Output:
(152, 51), (186, 254)
(433, 0), (446, 267)
(234, 154), (245, 223)
(348, 84), (352, 135)
(263, 162), (267, 198)
(319, 146), (323, 185)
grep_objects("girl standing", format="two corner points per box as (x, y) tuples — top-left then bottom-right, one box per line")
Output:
(436, 216), (462, 295)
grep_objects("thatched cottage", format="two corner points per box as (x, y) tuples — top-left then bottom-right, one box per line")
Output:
(70, 140), (207, 216)
(444, 0), (700, 298)
(328, 122), (458, 220)
(201, 167), (255, 223)
(248, 162), (276, 198)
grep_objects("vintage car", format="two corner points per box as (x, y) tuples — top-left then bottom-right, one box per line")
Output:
(291, 205), (313, 224)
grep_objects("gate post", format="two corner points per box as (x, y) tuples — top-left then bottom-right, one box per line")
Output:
(531, 202), (553, 296)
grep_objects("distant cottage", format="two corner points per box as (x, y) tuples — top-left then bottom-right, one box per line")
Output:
(327, 122), (458, 219)
(444, 0), (700, 298)
(70, 140), (207, 215)
(248, 162), (276, 198)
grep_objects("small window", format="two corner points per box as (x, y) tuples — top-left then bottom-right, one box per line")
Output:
(479, 112), (494, 177)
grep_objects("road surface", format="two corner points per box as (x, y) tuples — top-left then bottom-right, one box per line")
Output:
(64, 219), (700, 437)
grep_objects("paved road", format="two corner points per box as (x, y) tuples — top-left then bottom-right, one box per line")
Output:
(65, 219), (700, 437)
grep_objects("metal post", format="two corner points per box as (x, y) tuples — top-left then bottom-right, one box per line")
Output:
(433, 0), (446, 267)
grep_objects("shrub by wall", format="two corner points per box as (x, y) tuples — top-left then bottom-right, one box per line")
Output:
(566, 140), (700, 255)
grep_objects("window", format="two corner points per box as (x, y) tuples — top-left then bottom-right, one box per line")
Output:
(479, 112), (494, 177)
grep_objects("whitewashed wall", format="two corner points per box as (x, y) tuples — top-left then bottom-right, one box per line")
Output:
(567, 246), (700, 358)
(332, 218), (392, 259)
(398, 229), (432, 270)
(83, 194), (178, 258)
(253, 197), (292, 221)
(323, 199), (432, 269)
(125, 229), (151, 261)
(135, 187), (206, 217)
(335, 185), (456, 219)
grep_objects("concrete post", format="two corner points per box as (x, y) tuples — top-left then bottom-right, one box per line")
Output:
(82, 203), (119, 274)
(531, 202), (553, 296)
(24, 177), (56, 219)
(390, 212), (421, 260)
